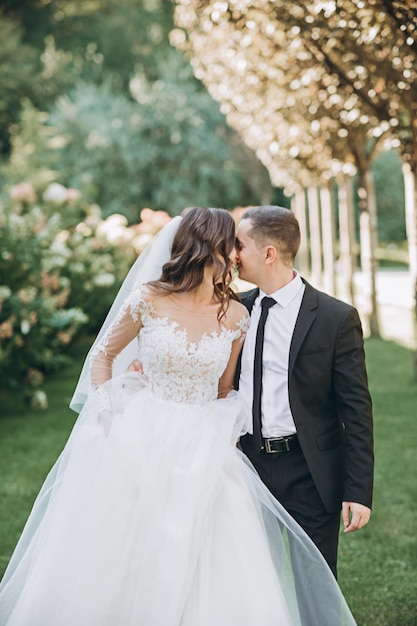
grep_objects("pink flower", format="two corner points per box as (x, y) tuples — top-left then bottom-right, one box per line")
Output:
(138, 208), (171, 236)
(57, 331), (72, 345)
(0, 321), (13, 339)
(66, 188), (81, 205)
(10, 182), (36, 204)
(140, 208), (155, 222)
(152, 211), (171, 227)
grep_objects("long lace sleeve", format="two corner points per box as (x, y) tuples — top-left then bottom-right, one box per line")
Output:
(89, 289), (150, 388)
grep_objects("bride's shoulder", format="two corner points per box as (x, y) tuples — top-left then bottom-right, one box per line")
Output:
(124, 284), (159, 318)
(136, 284), (158, 302)
(228, 299), (248, 318)
(226, 300), (250, 333)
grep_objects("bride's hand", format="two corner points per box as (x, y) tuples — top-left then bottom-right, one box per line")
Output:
(127, 359), (143, 373)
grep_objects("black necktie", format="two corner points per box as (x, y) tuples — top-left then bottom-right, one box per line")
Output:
(252, 296), (276, 450)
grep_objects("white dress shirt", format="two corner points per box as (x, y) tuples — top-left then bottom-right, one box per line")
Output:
(239, 271), (305, 438)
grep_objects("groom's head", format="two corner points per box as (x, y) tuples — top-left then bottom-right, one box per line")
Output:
(235, 206), (300, 287)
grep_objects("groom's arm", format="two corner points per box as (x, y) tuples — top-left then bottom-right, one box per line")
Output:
(333, 307), (374, 521)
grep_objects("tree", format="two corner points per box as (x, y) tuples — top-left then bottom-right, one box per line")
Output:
(173, 0), (385, 334)
(1, 0), (272, 217)
(42, 67), (270, 218)
(0, 12), (39, 154)
(372, 150), (406, 242)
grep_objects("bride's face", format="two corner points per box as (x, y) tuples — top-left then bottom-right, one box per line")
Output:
(212, 247), (235, 283)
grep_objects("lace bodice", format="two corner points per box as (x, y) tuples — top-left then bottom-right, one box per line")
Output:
(90, 288), (249, 405)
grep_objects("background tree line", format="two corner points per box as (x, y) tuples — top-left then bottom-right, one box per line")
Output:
(0, 0), (272, 217)
(0, 0), (271, 401)
(0, 0), (408, 229)
(0, 0), (414, 401)
(173, 0), (416, 363)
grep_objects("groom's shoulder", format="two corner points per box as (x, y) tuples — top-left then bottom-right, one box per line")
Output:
(237, 287), (258, 310)
(303, 279), (356, 315)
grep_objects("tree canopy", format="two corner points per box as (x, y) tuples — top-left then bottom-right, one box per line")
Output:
(174, 0), (417, 186)
(0, 0), (271, 216)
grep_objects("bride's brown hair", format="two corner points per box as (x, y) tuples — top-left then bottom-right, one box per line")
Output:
(148, 207), (238, 322)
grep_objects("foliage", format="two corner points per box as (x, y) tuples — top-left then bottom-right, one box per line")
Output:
(0, 0), (271, 213)
(43, 64), (269, 218)
(174, 0), (417, 181)
(0, 12), (39, 154)
(0, 197), (88, 400)
(1, 99), (59, 192)
(372, 150), (406, 242)
(173, 0), (415, 347)
(0, 183), (172, 401)
(1, 0), (175, 88)
(49, 82), (148, 221)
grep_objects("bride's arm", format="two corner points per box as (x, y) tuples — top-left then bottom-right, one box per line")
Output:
(217, 312), (249, 399)
(218, 340), (242, 398)
(90, 296), (144, 387)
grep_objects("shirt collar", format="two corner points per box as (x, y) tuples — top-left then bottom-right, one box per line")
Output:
(259, 270), (304, 309)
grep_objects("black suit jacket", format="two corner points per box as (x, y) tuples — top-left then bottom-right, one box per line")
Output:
(238, 280), (374, 513)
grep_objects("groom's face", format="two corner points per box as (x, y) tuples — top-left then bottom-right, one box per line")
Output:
(235, 219), (266, 285)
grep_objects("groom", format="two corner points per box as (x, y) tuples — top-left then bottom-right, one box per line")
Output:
(235, 205), (374, 578)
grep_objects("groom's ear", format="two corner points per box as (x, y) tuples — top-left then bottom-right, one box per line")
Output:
(265, 245), (277, 265)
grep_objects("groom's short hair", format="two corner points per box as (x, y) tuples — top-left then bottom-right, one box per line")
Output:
(241, 206), (300, 264)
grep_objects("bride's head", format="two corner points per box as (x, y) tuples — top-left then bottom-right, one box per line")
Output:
(149, 207), (238, 320)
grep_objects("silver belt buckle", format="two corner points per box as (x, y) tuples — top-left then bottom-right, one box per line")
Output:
(265, 438), (280, 453)
(265, 437), (291, 453)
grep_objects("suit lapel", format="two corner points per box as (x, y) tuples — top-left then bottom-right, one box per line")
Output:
(234, 288), (258, 389)
(289, 280), (318, 375)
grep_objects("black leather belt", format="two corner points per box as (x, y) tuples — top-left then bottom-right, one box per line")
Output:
(262, 434), (299, 454)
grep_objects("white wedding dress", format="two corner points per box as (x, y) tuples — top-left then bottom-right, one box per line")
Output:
(0, 288), (356, 626)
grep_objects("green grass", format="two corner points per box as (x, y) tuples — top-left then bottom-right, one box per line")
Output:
(337, 339), (417, 625)
(1, 339), (416, 624)
(0, 363), (79, 575)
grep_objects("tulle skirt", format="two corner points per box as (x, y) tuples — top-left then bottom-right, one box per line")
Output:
(0, 375), (356, 625)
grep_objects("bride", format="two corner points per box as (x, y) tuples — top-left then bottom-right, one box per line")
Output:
(0, 207), (357, 625)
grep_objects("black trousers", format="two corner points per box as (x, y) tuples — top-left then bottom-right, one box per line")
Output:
(240, 434), (340, 579)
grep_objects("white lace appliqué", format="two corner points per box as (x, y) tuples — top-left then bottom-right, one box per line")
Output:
(139, 315), (247, 405)
(90, 288), (248, 405)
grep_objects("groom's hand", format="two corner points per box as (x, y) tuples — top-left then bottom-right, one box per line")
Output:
(342, 501), (371, 533)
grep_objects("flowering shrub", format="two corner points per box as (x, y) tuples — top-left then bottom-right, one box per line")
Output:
(0, 198), (88, 399)
(57, 206), (171, 333)
(0, 182), (171, 404)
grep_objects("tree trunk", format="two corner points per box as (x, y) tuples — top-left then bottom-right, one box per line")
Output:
(292, 190), (309, 276)
(307, 186), (322, 288)
(358, 168), (381, 337)
(402, 162), (417, 379)
(403, 163), (417, 281)
(336, 173), (356, 304)
(320, 184), (336, 296)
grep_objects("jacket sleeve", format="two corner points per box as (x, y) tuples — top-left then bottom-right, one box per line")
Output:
(333, 306), (374, 507)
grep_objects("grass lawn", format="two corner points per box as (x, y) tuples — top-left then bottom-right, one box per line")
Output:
(0, 338), (416, 624)
(337, 339), (417, 625)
